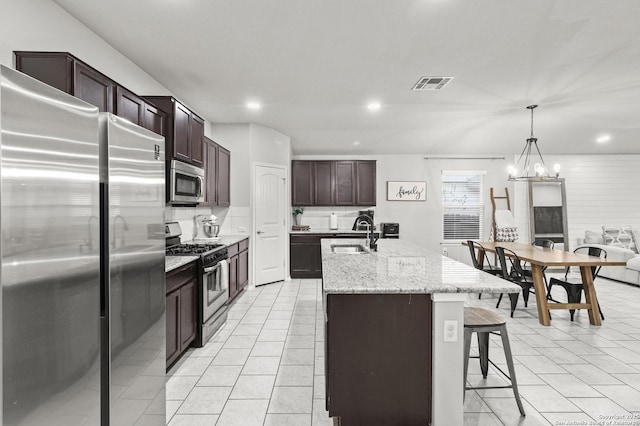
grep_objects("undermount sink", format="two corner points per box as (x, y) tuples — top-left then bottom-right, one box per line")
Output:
(331, 244), (368, 254)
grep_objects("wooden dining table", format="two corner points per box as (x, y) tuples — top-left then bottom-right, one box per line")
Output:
(465, 241), (627, 326)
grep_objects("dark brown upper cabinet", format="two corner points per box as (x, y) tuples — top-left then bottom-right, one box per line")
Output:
(355, 160), (377, 206)
(143, 96), (205, 167)
(15, 51), (165, 136)
(74, 61), (114, 113)
(292, 161), (314, 206)
(14, 51), (74, 94)
(14, 51), (114, 113)
(116, 86), (144, 127)
(314, 161), (335, 206)
(173, 101), (191, 163)
(190, 115), (205, 167)
(202, 137), (231, 208)
(203, 137), (218, 207)
(335, 161), (356, 206)
(292, 160), (376, 207)
(143, 102), (166, 137)
(217, 145), (231, 207)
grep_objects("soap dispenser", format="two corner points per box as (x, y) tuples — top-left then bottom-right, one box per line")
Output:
(329, 212), (338, 230)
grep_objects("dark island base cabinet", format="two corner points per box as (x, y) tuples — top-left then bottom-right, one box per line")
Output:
(228, 239), (249, 303)
(166, 261), (198, 369)
(325, 293), (432, 424)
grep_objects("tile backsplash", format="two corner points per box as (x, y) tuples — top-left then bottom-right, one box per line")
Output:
(294, 207), (376, 230)
(165, 206), (250, 241)
(165, 205), (373, 240)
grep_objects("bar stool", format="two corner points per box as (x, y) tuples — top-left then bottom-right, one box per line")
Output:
(463, 307), (525, 417)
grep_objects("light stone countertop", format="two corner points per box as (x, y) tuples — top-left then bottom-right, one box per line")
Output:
(191, 235), (250, 246)
(321, 238), (521, 295)
(165, 255), (198, 273)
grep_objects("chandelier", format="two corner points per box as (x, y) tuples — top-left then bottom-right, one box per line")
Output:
(507, 105), (560, 181)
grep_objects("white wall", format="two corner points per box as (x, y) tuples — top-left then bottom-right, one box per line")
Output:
(0, 0), (213, 137)
(293, 154), (513, 263)
(250, 124), (291, 168)
(1, 0), (168, 96)
(211, 123), (291, 235)
(514, 154), (640, 250)
(211, 123), (292, 284)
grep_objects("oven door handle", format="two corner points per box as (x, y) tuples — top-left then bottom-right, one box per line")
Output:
(204, 263), (221, 274)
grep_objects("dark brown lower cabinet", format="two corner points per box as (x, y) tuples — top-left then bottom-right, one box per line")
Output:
(229, 254), (238, 301)
(228, 239), (249, 302)
(290, 235), (323, 278)
(290, 234), (377, 278)
(325, 293), (432, 425)
(166, 261), (198, 369)
(165, 290), (180, 366)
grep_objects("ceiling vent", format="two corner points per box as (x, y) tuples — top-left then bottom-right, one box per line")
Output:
(411, 76), (454, 91)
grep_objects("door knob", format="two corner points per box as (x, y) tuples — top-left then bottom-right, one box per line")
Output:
(257, 230), (264, 234)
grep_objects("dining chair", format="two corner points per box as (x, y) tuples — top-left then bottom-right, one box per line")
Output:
(467, 240), (502, 275)
(467, 240), (502, 299)
(495, 246), (535, 317)
(547, 246), (607, 321)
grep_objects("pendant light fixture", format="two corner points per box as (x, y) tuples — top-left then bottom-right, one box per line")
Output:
(507, 105), (560, 181)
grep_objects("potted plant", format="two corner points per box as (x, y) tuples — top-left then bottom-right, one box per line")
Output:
(292, 207), (304, 226)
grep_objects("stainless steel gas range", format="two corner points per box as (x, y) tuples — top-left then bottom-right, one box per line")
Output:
(166, 222), (229, 347)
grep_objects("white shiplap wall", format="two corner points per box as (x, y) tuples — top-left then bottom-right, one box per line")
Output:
(514, 155), (640, 249)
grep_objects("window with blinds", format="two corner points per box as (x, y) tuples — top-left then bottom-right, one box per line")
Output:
(442, 171), (485, 241)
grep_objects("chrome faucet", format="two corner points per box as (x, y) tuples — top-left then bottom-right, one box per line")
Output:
(352, 214), (378, 251)
(112, 214), (130, 249)
(81, 215), (99, 253)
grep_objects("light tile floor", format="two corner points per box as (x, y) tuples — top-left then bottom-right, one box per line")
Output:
(166, 275), (640, 425)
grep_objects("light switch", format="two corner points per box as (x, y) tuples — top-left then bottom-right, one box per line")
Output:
(444, 320), (458, 342)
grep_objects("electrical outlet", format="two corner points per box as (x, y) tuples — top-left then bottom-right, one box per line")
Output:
(238, 226), (247, 233)
(442, 247), (448, 256)
(444, 320), (458, 342)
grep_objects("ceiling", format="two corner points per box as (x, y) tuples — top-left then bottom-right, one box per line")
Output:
(52, 0), (640, 156)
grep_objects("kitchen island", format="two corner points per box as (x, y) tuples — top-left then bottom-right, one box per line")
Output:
(321, 238), (520, 426)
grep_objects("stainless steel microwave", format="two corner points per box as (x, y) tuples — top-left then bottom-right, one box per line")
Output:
(170, 159), (205, 204)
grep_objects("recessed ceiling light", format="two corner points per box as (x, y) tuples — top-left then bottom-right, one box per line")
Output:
(367, 102), (381, 111)
(247, 101), (261, 110)
(353, 141), (361, 146)
(596, 135), (611, 143)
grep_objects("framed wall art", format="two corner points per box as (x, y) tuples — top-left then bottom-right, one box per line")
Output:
(387, 181), (426, 201)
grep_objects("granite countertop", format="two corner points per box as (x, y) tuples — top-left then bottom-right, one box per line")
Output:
(191, 234), (250, 246)
(321, 238), (521, 295)
(290, 228), (373, 235)
(165, 255), (198, 273)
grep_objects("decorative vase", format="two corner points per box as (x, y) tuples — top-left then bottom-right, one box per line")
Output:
(294, 214), (302, 226)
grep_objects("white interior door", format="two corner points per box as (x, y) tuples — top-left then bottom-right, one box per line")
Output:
(254, 164), (286, 285)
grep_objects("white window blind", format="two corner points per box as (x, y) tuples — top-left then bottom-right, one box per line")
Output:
(442, 171), (485, 241)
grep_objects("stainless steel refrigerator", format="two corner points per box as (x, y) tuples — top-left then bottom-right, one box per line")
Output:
(1, 65), (166, 425)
